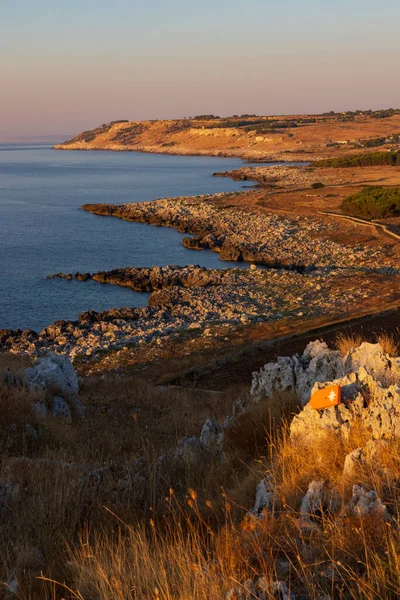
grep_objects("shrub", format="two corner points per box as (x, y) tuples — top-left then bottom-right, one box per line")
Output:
(193, 114), (220, 120)
(335, 331), (364, 356)
(341, 186), (400, 219)
(311, 181), (325, 189)
(314, 151), (400, 168)
(375, 331), (399, 356)
(361, 136), (386, 148)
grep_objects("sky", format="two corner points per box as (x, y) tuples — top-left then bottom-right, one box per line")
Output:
(1, 0), (400, 140)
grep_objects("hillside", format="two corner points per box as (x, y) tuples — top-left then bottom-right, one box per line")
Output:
(54, 112), (400, 161)
(2, 336), (400, 598)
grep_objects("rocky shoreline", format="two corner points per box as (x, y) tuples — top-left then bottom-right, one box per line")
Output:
(2, 186), (400, 364)
(82, 192), (387, 269)
(2, 264), (399, 362)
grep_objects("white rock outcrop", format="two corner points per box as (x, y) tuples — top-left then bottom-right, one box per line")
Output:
(249, 475), (276, 517)
(24, 353), (83, 420)
(25, 353), (78, 398)
(347, 485), (392, 521)
(251, 341), (399, 407)
(251, 340), (346, 405)
(290, 369), (400, 442)
(300, 480), (341, 521)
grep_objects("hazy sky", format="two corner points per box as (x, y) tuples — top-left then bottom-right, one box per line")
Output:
(1, 0), (400, 140)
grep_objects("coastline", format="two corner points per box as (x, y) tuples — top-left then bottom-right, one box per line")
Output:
(3, 117), (400, 382)
(3, 179), (400, 374)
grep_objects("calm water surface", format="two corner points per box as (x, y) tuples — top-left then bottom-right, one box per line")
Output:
(0, 144), (254, 331)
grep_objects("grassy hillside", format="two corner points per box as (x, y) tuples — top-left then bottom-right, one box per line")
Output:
(2, 332), (400, 598)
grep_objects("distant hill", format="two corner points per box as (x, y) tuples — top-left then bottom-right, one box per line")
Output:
(54, 112), (400, 161)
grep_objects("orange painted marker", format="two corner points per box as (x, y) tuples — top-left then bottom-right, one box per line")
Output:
(309, 385), (341, 410)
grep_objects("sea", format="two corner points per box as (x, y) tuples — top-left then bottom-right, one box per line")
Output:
(0, 143), (257, 332)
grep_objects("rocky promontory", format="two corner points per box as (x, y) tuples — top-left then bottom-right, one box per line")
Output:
(82, 192), (387, 270)
(54, 113), (400, 162)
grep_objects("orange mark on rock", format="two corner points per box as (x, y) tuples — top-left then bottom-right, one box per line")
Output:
(309, 385), (341, 410)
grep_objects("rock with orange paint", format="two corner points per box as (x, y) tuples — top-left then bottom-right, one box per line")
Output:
(251, 341), (400, 407)
(251, 340), (345, 405)
(291, 369), (400, 442)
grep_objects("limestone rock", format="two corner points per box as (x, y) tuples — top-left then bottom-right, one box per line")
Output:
(249, 475), (276, 516)
(25, 353), (78, 399)
(251, 357), (294, 398)
(347, 485), (392, 521)
(251, 340), (345, 405)
(251, 341), (400, 408)
(290, 395), (364, 440)
(199, 419), (223, 450)
(342, 440), (395, 484)
(173, 437), (205, 464)
(300, 480), (341, 522)
(226, 578), (294, 600)
(345, 342), (400, 382)
(50, 396), (72, 422)
(25, 353), (83, 420)
(342, 447), (366, 481)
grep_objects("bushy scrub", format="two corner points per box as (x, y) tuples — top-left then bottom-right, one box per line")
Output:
(341, 186), (400, 219)
(314, 151), (400, 168)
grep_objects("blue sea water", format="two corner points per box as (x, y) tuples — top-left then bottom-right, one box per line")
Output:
(0, 144), (253, 332)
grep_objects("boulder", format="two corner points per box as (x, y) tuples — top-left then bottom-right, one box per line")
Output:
(249, 475), (276, 517)
(251, 357), (294, 398)
(50, 396), (72, 422)
(342, 447), (366, 481)
(290, 369), (400, 442)
(345, 342), (400, 382)
(300, 480), (341, 522)
(199, 419), (223, 450)
(226, 578), (294, 600)
(25, 353), (83, 420)
(251, 340), (345, 406)
(342, 440), (395, 484)
(251, 341), (399, 407)
(25, 353), (78, 400)
(347, 485), (392, 521)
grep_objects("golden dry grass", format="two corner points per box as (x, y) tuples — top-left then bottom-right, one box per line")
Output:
(335, 331), (365, 356)
(1, 345), (400, 599)
(375, 331), (399, 356)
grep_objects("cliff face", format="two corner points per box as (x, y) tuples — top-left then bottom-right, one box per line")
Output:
(54, 114), (400, 161)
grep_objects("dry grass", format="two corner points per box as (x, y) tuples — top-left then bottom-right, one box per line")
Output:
(44, 423), (400, 600)
(335, 331), (365, 356)
(375, 331), (399, 357)
(2, 345), (400, 599)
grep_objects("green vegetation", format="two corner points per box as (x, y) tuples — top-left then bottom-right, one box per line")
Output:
(314, 151), (400, 168)
(360, 136), (386, 148)
(112, 123), (145, 144)
(191, 117), (300, 134)
(193, 114), (221, 120)
(359, 133), (400, 148)
(311, 181), (325, 189)
(341, 186), (400, 219)
(322, 108), (400, 119)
